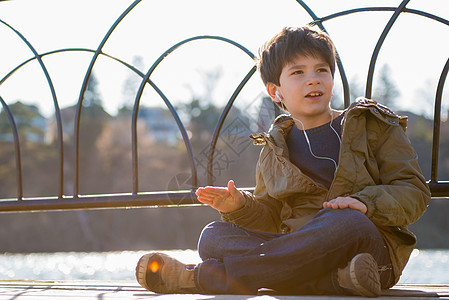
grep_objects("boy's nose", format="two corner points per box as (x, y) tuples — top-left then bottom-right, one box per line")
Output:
(307, 77), (320, 85)
(306, 72), (321, 85)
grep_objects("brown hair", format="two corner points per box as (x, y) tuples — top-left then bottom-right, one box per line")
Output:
(258, 26), (337, 86)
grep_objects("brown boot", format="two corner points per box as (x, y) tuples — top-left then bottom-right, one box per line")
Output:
(337, 253), (381, 297)
(135, 252), (197, 294)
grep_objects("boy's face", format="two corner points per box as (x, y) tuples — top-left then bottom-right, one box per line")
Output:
(268, 54), (334, 127)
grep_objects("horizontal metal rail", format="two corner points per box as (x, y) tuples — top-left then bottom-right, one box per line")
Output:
(0, 192), (200, 212)
(0, 183), (447, 212)
(428, 182), (449, 198)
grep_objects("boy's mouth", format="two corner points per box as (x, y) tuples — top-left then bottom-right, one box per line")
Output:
(305, 92), (323, 98)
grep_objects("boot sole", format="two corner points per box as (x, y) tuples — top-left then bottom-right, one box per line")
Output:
(135, 252), (165, 293)
(349, 253), (381, 297)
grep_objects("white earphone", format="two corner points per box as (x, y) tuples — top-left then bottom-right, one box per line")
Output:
(273, 88), (342, 176)
(275, 90), (281, 100)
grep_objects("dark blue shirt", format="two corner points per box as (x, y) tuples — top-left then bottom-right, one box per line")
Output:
(287, 113), (344, 189)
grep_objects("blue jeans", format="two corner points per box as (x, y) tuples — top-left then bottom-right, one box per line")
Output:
(194, 208), (393, 295)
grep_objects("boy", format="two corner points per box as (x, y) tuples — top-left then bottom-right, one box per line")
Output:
(135, 26), (430, 296)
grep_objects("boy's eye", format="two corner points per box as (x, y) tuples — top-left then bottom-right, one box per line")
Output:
(292, 70), (303, 75)
(317, 68), (329, 72)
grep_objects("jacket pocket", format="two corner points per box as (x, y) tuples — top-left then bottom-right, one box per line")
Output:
(390, 226), (417, 245)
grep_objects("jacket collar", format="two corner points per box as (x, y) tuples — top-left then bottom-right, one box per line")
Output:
(348, 97), (407, 131)
(249, 97), (406, 147)
(248, 114), (293, 157)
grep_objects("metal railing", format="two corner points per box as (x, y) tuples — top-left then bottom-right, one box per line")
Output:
(0, 0), (448, 212)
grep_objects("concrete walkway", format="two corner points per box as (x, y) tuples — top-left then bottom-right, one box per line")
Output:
(0, 280), (447, 299)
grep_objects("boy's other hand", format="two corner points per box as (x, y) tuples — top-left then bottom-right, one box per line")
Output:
(195, 180), (245, 213)
(323, 196), (367, 214)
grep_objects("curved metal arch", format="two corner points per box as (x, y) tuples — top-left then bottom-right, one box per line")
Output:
(0, 48), (97, 85)
(367, 0), (415, 98)
(74, 0), (141, 196)
(131, 76), (195, 194)
(430, 58), (449, 183)
(0, 19), (64, 198)
(133, 35), (257, 192)
(301, 3), (449, 105)
(0, 56), (35, 85)
(2, 48), (143, 85)
(315, 7), (396, 23)
(0, 96), (23, 200)
(403, 8), (449, 26)
(207, 65), (257, 185)
(1, 47), (205, 196)
(316, 7), (449, 27)
(299, 1), (411, 99)
(295, 0), (351, 108)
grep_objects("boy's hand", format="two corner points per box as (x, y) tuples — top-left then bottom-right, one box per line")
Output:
(195, 180), (245, 213)
(323, 196), (367, 214)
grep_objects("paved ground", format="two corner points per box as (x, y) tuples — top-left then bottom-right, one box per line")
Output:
(0, 280), (447, 299)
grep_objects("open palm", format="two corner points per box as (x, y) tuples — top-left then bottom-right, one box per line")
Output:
(195, 180), (245, 213)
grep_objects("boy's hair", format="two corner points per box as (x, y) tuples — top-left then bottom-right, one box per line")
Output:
(258, 26), (337, 86)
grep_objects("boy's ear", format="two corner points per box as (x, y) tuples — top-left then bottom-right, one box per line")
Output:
(266, 83), (280, 102)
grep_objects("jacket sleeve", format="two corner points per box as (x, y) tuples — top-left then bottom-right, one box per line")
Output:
(351, 122), (431, 227)
(220, 150), (283, 233)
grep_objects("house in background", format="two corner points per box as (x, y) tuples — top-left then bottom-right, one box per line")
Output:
(138, 107), (180, 145)
(0, 101), (47, 143)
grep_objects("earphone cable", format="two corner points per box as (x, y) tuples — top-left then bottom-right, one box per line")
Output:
(289, 110), (341, 176)
(277, 95), (342, 175)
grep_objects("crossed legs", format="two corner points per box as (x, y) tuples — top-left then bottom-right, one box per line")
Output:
(195, 208), (393, 295)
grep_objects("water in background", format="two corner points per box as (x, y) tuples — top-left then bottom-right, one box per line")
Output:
(0, 249), (447, 283)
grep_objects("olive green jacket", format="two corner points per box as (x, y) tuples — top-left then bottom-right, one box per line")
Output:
(221, 98), (431, 285)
